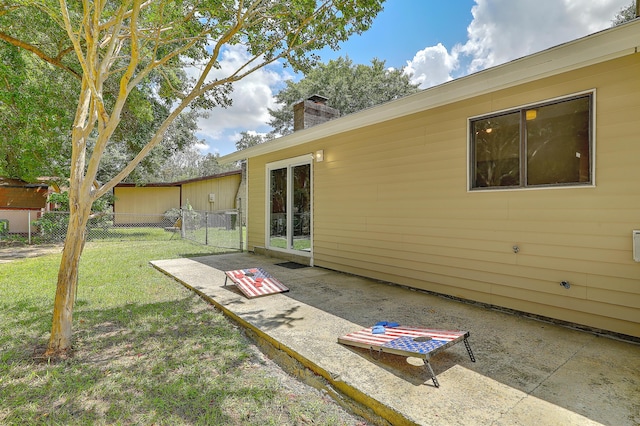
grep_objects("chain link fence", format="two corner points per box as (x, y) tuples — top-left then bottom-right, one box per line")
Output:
(0, 209), (244, 251)
(181, 209), (243, 251)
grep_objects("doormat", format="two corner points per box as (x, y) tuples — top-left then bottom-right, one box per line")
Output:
(275, 261), (309, 269)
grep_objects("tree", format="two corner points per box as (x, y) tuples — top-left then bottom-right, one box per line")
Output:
(0, 43), (76, 182)
(235, 130), (273, 150)
(0, 0), (383, 357)
(268, 56), (419, 136)
(236, 57), (419, 150)
(98, 109), (209, 184)
(612, 1), (639, 25)
(143, 148), (238, 183)
(235, 56), (418, 148)
(0, 28), (206, 186)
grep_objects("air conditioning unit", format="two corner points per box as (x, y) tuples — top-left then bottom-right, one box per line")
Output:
(208, 193), (216, 203)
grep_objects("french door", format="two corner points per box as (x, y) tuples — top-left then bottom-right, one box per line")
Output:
(267, 155), (312, 255)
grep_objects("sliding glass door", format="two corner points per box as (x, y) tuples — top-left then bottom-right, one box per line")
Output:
(267, 156), (312, 254)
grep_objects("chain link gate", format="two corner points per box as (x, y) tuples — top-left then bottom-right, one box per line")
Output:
(181, 208), (243, 251)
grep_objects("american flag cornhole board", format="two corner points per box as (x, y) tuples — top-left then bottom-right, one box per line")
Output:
(338, 325), (476, 387)
(224, 268), (289, 299)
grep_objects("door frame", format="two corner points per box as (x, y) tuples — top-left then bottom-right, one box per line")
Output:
(265, 154), (314, 260)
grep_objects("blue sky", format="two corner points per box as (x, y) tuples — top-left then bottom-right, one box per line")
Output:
(195, 0), (631, 156)
(315, 0), (475, 70)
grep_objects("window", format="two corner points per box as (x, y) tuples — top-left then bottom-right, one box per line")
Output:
(470, 93), (593, 190)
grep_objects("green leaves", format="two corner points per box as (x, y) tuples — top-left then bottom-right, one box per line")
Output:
(2, 0), (387, 360)
(268, 56), (419, 136)
(1, 0), (386, 184)
(0, 43), (75, 181)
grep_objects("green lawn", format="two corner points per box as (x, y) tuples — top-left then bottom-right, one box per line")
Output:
(0, 240), (360, 425)
(183, 226), (246, 250)
(269, 237), (311, 251)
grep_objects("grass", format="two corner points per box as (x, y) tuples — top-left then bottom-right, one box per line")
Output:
(29, 223), (245, 251)
(0, 240), (362, 425)
(269, 237), (311, 251)
(85, 226), (175, 242)
(183, 226), (246, 250)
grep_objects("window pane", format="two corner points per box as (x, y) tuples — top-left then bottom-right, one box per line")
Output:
(526, 96), (591, 185)
(472, 112), (521, 188)
(292, 164), (311, 252)
(269, 168), (287, 248)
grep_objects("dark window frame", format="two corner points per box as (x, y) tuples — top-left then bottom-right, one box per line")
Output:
(469, 92), (594, 191)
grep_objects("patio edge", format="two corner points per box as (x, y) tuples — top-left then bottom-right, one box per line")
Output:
(150, 261), (414, 426)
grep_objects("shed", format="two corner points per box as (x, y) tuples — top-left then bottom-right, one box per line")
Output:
(0, 178), (49, 234)
(113, 170), (243, 225)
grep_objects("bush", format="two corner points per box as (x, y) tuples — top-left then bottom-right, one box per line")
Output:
(163, 208), (182, 225)
(32, 191), (114, 242)
(163, 201), (200, 230)
(33, 212), (68, 242)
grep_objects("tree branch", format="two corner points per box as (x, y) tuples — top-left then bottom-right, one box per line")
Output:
(0, 31), (81, 79)
(99, 0), (154, 31)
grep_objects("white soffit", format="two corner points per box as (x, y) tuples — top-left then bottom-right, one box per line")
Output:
(221, 19), (640, 163)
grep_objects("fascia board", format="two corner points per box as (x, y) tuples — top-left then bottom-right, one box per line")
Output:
(220, 19), (640, 164)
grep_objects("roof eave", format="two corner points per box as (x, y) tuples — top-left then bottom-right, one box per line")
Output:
(220, 19), (640, 164)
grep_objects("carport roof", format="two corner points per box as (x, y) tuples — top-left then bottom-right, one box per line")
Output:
(114, 169), (241, 187)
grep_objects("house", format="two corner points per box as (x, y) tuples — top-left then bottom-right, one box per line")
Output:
(220, 20), (640, 338)
(113, 170), (243, 225)
(0, 177), (50, 234)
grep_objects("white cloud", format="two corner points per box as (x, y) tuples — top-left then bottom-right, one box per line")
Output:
(404, 43), (458, 89)
(189, 45), (293, 153)
(193, 141), (210, 152)
(458, 0), (630, 73)
(191, 1), (631, 155)
(406, 0), (629, 88)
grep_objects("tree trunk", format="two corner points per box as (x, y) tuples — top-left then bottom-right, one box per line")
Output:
(45, 202), (91, 356)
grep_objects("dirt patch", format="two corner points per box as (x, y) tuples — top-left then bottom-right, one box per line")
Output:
(0, 243), (63, 263)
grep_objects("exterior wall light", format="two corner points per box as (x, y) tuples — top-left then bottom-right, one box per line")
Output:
(315, 150), (324, 162)
(526, 109), (537, 120)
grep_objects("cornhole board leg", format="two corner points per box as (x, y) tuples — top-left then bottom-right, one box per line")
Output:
(423, 337), (475, 387)
(423, 359), (440, 388)
(464, 337), (476, 362)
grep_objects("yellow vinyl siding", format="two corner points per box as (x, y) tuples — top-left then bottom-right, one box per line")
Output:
(113, 186), (179, 223)
(587, 275), (638, 294)
(181, 174), (241, 211)
(246, 160), (266, 250)
(114, 173), (242, 224)
(246, 53), (640, 337)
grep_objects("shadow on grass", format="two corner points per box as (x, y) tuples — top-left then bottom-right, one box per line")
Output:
(178, 249), (240, 258)
(86, 231), (155, 240)
(0, 295), (287, 425)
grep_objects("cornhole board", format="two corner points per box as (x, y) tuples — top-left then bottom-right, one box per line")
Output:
(224, 268), (289, 299)
(338, 325), (476, 387)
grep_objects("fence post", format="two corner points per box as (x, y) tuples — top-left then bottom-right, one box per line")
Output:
(238, 199), (243, 252)
(28, 210), (31, 245)
(205, 211), (209, 246)
(180, 208), (185, 239)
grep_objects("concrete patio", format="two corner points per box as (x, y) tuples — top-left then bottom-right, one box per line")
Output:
(151, 252), (640, 426)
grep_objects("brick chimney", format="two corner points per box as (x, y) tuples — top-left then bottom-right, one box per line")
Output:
(293, 95), (340, 131)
